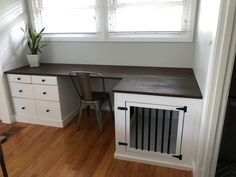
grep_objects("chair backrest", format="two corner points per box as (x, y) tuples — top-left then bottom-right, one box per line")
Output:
(69, 71), (105, 101)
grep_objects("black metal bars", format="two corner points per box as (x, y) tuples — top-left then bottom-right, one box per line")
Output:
(130, 106), (179, 155)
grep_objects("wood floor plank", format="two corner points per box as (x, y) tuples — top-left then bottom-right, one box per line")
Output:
(0, 112), (192, 177)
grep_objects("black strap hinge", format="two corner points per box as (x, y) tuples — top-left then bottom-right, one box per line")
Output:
(118, 107), (128, 111)
(118, 142), (128, 146)
(172, 154), (183, 160)
(176, 106), (187, 113)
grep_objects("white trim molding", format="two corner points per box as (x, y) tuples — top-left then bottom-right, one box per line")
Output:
(196, 1), (236, 177)
(0, 74), (15, 123)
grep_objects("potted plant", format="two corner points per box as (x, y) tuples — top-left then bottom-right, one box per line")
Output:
(21, 26), (46, 67)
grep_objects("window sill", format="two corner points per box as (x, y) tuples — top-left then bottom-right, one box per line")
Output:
(42, 33), (104, 42)
(41, 33), (193, 43)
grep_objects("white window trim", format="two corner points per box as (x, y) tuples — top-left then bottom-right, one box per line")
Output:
(28, 0), (197, 42)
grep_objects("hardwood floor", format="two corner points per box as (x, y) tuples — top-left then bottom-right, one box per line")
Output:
(0, 112), (192, 177)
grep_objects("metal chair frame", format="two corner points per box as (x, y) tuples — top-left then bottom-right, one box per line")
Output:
(0, 136), (8, 177)
(69, 71), (113, 132)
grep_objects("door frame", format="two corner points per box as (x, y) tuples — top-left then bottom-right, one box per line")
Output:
(198, 0), (236, 176)
(0, 73), (14, 123)
(209, 11), (236, 177)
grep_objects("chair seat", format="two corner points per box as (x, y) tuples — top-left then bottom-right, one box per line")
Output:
(91, 92), (109, 101)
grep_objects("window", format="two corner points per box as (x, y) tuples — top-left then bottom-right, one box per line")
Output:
(29, 0), (99, 34)
(108, 0), (193, 38)
(28, 0), (196, 42)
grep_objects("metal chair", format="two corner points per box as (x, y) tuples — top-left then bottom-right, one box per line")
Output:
(0, 136), (8, 177)
(69, 71), (114, 132)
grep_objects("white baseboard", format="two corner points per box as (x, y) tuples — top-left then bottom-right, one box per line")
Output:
(102, 105), (112, 111)
(114, 152), (192, 171)
(15, 115), (37, 125)
(192, 162), (197, 177)
(15, 115), (64, 127)
(14, 106), (80, 128)
(36, 119), (64, 127)
(62, 106), (80, 127)
(13, 105), (106, 128)
(1, 119), (12, 124)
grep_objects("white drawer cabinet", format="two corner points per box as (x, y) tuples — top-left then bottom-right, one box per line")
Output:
(12, 98), (36, 116)
(9, 83), (34, 99)
(36, 100), (61, 120)
(8, 74), (31, 83)
(8, 74), (80, 127)
(33, 85), (59, 101)
(32, 75), (57, 85)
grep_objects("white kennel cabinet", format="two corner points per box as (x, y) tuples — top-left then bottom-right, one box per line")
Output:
(114, 92), (202, 170)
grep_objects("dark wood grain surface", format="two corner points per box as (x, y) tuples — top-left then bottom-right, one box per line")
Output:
(5, 63), (202, 99)
(113, 77), (202, 99)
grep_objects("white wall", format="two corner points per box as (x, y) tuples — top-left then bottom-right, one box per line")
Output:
(41, 42), (195, 68)
(194, 0), (222, 95)
(0, 0), (28, 122)
(193, 0), (222, 176)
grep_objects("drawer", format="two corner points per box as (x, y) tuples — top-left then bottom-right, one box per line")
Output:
(8, 74), (31, 83)
(12, 98), (36, 116)
(32, 75), (57, 85)
(36, 100), (61, 120)
(33, 84), (59, 101)
(9, 83), (34, 99)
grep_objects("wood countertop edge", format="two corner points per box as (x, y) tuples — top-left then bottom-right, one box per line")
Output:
(4, 64), (203, 99)
(112, 89), (202, 99)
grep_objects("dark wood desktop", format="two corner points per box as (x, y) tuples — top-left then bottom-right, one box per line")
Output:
(5, 63), (202, 99)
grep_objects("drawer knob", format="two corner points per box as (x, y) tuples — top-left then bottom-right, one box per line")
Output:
(19, 90), (23, 93)
(42, 79), (45, 82)
(17, 78), (21, 80)
(21, 107), (25, 110)
(43, 92), (47, 95)
(46, 109), (50, 112)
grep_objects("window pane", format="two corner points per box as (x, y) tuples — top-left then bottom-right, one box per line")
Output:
(30, 0), (98, 33)
(109, 0), (191, 33)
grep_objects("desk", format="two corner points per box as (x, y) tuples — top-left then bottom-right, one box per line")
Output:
(5, 63), (202, 169)
(5, 63), (202, 99)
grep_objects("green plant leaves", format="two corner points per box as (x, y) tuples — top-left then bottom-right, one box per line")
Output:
(22, 26), (46, 54)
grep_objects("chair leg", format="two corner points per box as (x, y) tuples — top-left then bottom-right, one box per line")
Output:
(86, 105), (90, 117)
(108, 94), (114, 119)
(94, 103), (103, 132)
(0, 146), (8, 177)
(77, 103), (84, 130)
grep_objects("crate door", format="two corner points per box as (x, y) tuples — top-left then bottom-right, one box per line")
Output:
(126, 102), (185, 159)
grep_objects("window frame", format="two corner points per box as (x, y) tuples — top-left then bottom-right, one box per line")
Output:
(27, 0), (197, 42)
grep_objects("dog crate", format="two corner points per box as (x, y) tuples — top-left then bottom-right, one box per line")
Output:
(118, 102), (185, 160)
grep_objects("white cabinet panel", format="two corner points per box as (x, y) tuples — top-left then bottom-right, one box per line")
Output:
(12, 98), (36, 116)
(33, 85), (59, 101)
(8, 74), (31, 83)
(36, 100), (61, 120)
(9, 83), (34, 99)
(32, 75), (57, 85)
(7, 74), (80, 128)
(114, 92), (202, 170)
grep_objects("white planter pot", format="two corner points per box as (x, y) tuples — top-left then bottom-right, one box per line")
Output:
(27, 54), (40, 67)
